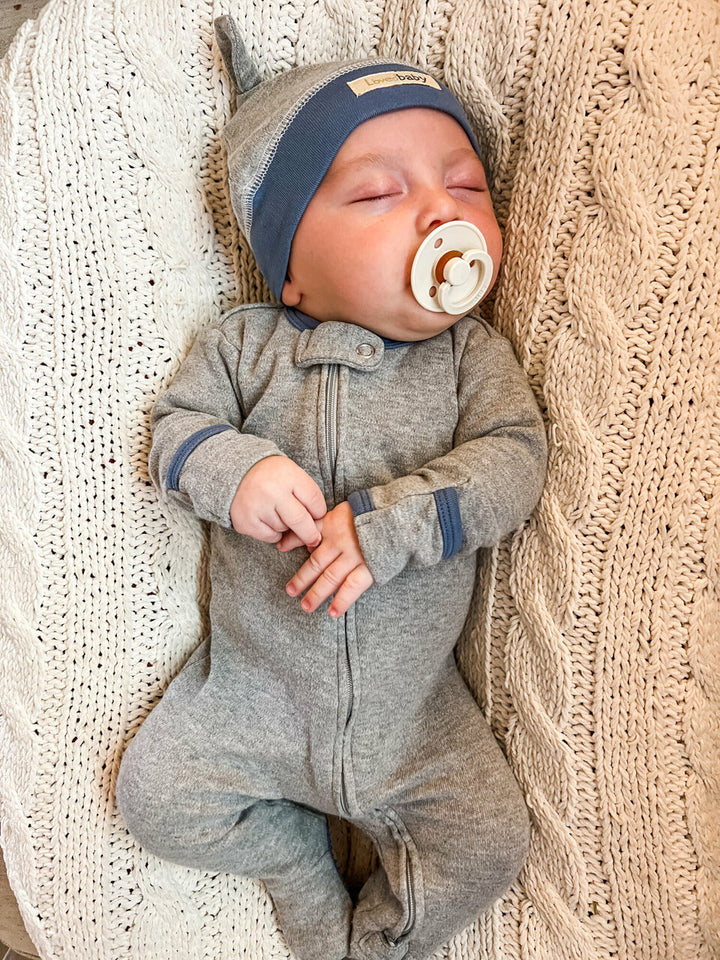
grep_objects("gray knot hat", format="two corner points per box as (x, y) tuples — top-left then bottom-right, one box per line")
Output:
(214, 16), (483, 301)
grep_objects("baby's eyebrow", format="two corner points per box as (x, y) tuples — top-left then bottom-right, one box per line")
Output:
(326, 152), (399, 183)
(447, 149), (487, 173)
(327, 146), (484, 183)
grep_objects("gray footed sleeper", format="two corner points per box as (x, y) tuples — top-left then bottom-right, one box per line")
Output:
(116, 303), (547, 960)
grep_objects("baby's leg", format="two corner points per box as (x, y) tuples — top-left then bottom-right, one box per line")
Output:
(349, 673), (529, 960)
(116, 662), (351, 960)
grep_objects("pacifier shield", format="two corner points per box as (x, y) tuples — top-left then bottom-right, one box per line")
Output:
(410, 220), (494, 314)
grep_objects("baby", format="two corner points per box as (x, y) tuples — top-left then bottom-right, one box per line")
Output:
(116, 16), (547, 960)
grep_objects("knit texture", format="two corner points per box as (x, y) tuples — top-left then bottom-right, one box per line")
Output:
(1, 1), (718, 959)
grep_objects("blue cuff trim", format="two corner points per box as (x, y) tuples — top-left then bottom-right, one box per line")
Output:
(166, 424), (234, 492)
(348, 489), (375, 517)
(433, 487), (463, 559)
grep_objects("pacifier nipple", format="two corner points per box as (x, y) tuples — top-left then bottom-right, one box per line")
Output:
(410, 220), (494, 315)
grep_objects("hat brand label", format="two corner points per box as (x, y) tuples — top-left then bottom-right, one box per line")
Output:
(347, 71), (442, 96)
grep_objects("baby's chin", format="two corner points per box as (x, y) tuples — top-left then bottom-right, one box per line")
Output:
(372, 309), (463, 342)
(308, 292), (465, 341)
(340, 298), (460, 341)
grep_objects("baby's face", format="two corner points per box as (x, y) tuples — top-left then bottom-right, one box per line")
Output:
(282, 108), (502, 341)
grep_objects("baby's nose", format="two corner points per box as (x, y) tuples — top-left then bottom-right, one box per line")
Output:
(416, 186), (460, 235)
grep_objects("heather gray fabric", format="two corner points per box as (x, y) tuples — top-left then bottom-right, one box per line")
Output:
(214, 16), (262, 94)
(116, 304), (546, 960)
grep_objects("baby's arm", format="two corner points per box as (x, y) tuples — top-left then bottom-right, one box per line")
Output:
(150, 319), (325, 544)
(336, 320), (548, 587)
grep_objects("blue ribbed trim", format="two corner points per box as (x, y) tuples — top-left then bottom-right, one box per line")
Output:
(348, 489), (375, 516)
(285, 308), (412, 349)
(433, 487), (463, 559)
(253, 64), (480, 299)
(285, 307), (313, 334)
(166, 424), (233, 491)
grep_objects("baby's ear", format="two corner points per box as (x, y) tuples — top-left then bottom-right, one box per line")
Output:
(281, 274), (301, 308)
(213, 16), (262, 94)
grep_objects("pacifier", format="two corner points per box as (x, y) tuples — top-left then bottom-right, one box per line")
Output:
(410, 220), (494, 315)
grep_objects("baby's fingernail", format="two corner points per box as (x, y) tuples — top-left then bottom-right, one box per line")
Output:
(286, 583), (297, 596)
(301, 599), (312, 612)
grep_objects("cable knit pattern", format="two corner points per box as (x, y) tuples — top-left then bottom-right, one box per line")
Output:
(0, 1), (718, 959)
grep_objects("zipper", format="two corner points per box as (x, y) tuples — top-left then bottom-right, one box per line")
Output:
(324, 363), (355, 817)
(324, 364), (339, 486)
(400, 851), (416, 938)
(383, 813), (418, 944)
(339, 616), (355, 816)
(382, 853), (417, 945)
(324, 362), (416, 936)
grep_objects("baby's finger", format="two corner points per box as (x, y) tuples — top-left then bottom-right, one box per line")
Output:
(278, 515), (324, 553)
(286, 542), (338, 599)
(277, 530), (304, 552)
(277, 531), (321, 552)
(328, 565), (375, 618)
(250, 519), (284, 543)
(295, 555), (355, 613)
(293, 473), (327, 521)
(277, 497), (323, 548)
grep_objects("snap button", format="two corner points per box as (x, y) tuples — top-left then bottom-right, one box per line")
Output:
(356, 342), (376, 358)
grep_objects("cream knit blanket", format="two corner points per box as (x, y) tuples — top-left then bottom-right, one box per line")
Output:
(1, 0), (718, 958)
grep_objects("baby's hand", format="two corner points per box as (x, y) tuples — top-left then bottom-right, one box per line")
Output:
(230, 456), (326, 548)
(284, 501), (375, 618)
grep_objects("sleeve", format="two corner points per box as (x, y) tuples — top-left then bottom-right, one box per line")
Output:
(148, 320), (283, 527)
(348, 321), (548, 585)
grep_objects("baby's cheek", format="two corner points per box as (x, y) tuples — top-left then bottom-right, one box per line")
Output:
(340, 255), (383, 303)
(485, 227), (503, 280)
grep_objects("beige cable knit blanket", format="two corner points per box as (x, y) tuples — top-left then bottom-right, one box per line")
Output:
(1, 0), (718, 958)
